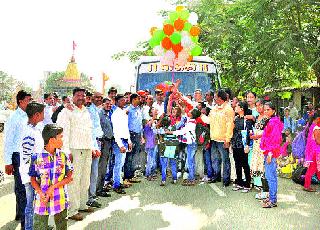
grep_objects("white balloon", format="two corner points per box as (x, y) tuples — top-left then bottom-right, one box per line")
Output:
(181, 35), (192, 48)
(189, 12), (198, 25)
(153, 45), (164, 56)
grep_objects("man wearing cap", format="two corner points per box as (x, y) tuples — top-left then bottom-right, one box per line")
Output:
(3, 90), (31, 227)
(153, 89), (165, 118)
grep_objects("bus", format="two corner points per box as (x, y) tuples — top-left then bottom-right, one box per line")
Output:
(135, 56), (220, 95)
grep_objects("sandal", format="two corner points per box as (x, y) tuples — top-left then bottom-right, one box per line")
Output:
(262, 201), (277, 208)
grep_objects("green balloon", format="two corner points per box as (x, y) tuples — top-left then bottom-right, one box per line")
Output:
(149, 37), (159, 48)
(180, 10), (190, 20)
(170, 32), (182, 45)
(169, 11), (179, 22)
(191, 36), (199, 43)
(153, 30), (165, 42)
(183, 22), (192, 32)
(164, 19), (174, 25)
(191, 45), (202, 56)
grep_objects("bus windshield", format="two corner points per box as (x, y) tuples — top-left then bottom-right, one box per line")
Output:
(135, 56), (220, 95)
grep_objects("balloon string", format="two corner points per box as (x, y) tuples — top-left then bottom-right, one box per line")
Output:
(172, 60), (175, 83)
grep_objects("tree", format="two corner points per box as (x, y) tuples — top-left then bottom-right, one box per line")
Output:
(0, 71), (32, 104)
(43, 71), (95, 96)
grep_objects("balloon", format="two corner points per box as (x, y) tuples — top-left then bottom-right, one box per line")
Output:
(174, 18), (185, 31)
(153, 45), (165, 56)
(170, 32), (182, 45)
(161, 37), (173, 50)
(176, 6), (185, 11)
(179, 49), (189, 59)
(172, 43), (183, 56)
(183, 22), (192, 32)
(180, 10), (190, 20)
(191, 36), (199, 43)
(150, 27), (157, 36)
(190, 26), (201, 36)
(191, 45), (202, 56)
(181, 35), (192, 48)
(187, 55), (193, 62)
(161, 50), (175, 66)
(169, 11), (179, 22)
(163, 24), (174, 36)
(189, 12), (198, 25)
(149, 38), (159, 48)
(153, 30), (165, 42)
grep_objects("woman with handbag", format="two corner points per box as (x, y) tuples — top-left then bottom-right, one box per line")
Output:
(231, 101), (254, 192)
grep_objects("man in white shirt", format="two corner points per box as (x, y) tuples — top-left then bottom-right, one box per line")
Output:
(57, 87), (98, 221)
(111, 94), (132, 194)
(152, 89), (164, 118)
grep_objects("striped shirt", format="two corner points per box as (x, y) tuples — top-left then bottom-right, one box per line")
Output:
(29, 149), (73, 215)
(19, 123), (44, 184)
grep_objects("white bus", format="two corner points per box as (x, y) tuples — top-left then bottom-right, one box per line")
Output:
(135, 56), (221, 95)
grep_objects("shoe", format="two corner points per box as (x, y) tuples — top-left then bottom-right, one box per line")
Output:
(223, 182), (230, 187)
(123, 179), (133, 186)
(255, 192), (268, 200)
(241, 187), (250, 193)
(120, 183), (130, 189)
(147, 176), (156, 181)
(262, 201), (277, 208)
(79, 207), (95, 213)
(86, 201), (102, 208)
(160, 181), (166, 186)
(232, 185), (243, 191)
(96, 191), (111, 197)
(211, 178), (221, 183)
(303, 187), (316, 192)
(171, 180), (177, 184)
(129, 178), (141, 183)
(113, 188), (126, 194)
(14, 215), (21, 221)
(69, 213), (84, 221)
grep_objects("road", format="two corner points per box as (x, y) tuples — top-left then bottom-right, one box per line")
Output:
(1, 133), (320, 229)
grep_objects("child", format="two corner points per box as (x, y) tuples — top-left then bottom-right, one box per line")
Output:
(20, 102), (45, 230)
(144, 108), (157, 180)
(260, 102), (283, 208)
(29, 124), (73, 230)
(167, 108), (201, 186)
(157, 115), (179, 186)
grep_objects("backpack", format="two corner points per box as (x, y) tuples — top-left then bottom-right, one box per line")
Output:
(195, 123), (210, 146)
(291, 125), (307, 158)
(292, 165), (307, 185)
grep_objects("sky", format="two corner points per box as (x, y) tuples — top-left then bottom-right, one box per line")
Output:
(0, 0), (173, 92)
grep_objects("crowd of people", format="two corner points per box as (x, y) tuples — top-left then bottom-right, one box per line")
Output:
(1, 82), (320, 229)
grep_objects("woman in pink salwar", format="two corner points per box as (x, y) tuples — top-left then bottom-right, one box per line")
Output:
(303, 112), (320, 192)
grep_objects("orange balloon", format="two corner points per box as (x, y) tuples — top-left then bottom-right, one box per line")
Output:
(161, 37), (173, 50)
(172, 43), (183, 56)
(174, 18), (185, 31)
(187, 55), (193, 62)
(190, 26), (200, 36)
(163, 24), (174, 36)
(150, 27), (157, 36)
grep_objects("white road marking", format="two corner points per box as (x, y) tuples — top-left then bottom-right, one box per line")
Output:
(209, 183), (227, 197)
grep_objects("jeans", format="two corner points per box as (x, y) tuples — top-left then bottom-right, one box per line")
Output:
(160, 157), (177, 181)
(97, 139), (112, 192)
(113, 141), (128, 189)
(204, 148), (213, 179)
(124, 132), (141, 179)
(105, 151), (115, 183)
(186, 143), (197, 180)
(12, 152), (26, 228)
(33, 209), (67, 230)
(145, 147), (157, 177)
(24, 182), (35, 230)
(264, 156), (278, 203)
(88, 156), (100, 202)
(211, 141), (231, 184)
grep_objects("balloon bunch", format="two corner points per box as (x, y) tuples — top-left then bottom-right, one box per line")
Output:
(149, 6), (202, 66)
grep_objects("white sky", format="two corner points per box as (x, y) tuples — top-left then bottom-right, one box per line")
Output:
(0, 0), (173, 92)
